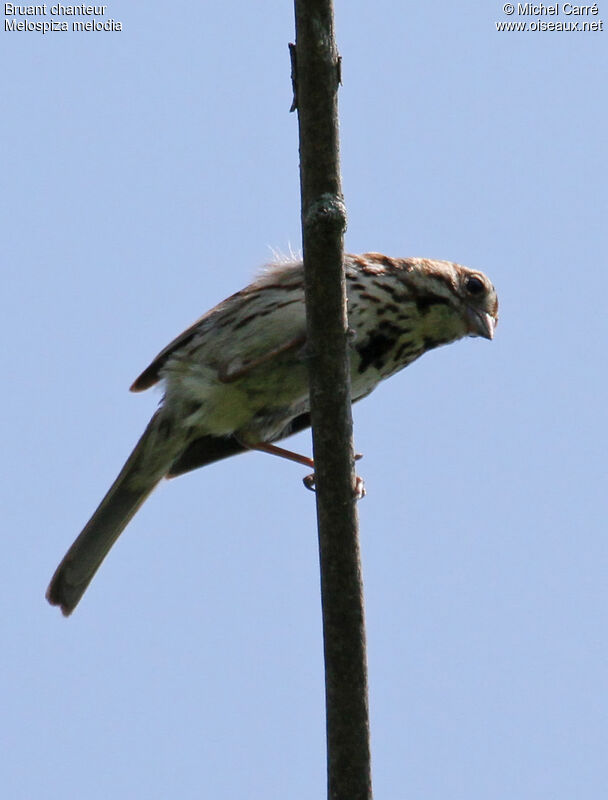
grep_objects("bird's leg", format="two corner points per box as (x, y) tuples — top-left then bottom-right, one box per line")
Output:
(243, 440), (316, 490)
(245, 440), (365, 499)
(248, 440), (314, 468)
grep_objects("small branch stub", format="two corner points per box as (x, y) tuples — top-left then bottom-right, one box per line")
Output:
(289, 42), (298, 111)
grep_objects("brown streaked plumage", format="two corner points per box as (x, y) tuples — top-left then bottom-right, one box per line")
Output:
(46, 253), (498, 615)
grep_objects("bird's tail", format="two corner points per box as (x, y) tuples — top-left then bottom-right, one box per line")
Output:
(46, 412), (178, 616)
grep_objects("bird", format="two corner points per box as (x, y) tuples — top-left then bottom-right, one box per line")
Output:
(46, 252), (498, 615)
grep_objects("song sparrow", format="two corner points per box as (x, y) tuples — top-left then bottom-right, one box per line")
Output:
(47, 253), (498, 615)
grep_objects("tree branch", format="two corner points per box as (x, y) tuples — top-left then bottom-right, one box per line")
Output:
(291, 2), (372, 798)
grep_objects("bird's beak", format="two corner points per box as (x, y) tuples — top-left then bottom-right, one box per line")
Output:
(466, 307), (496, 340)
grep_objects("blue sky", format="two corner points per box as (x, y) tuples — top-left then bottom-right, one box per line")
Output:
(2, 2), (607, 798)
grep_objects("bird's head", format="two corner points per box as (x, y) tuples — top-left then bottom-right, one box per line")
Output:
(450, 264), (498, 340)
(395, 257), (499, 343)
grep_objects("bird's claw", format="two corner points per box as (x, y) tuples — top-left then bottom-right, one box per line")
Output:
(303, 473), (316, 492)
(302, 472), (366, 501)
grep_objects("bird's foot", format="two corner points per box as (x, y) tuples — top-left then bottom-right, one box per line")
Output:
(303, 473), (316, 492)
(302, 472), (366, 500)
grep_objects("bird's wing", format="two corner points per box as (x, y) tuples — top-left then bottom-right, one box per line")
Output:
(131, 271), (308, 392)
(130, 312), (215, 392)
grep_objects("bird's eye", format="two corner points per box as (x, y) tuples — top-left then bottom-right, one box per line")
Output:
(465, 275), (485, 296)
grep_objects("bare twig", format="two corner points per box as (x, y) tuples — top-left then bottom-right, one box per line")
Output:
(291, 2), (372, 798)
